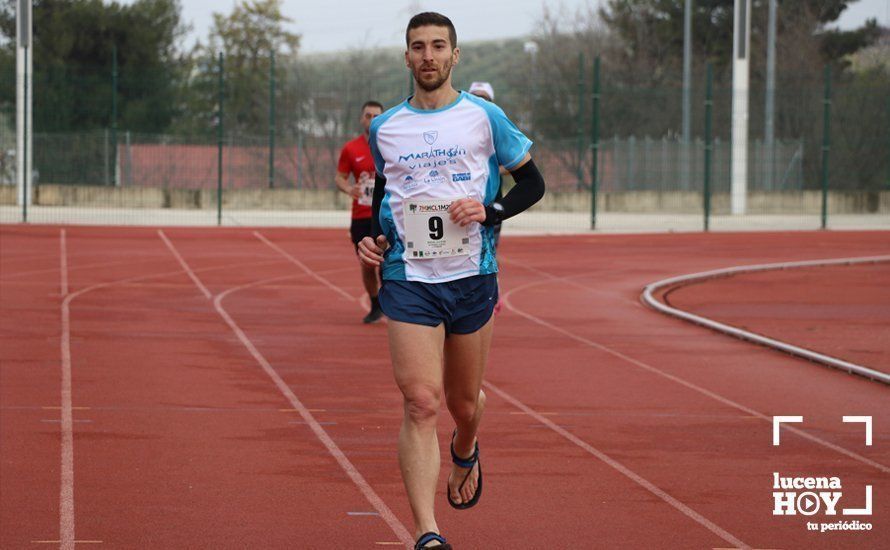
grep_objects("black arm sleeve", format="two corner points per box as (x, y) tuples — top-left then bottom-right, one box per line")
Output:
(370, 172), (387, 239)
(482, 159), (545, 226)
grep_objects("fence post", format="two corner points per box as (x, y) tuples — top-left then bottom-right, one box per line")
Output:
(295, 64), (301, 189)
(103, 128), (109, 186)
(296, 132), (302, 190)
(820, 64), (831, 230)
(627, 135), (636, 189)
(22, 44), (28, 223)
(124, 131), (131, 186)
(268, 49), (275, 189)
(590, 56), (600, 229)
(886, 93), (889, 190)
(111, 44), (118, 186)
(217, 52), (224, 226)
(703, 63), (713, 231)
(576, 52), (586, 190)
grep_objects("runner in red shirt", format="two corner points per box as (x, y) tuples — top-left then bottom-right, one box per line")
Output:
(336, 100), (385, 323)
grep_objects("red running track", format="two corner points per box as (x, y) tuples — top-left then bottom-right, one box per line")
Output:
(661, 262), (890, 373)
(1, 226), (888, 549)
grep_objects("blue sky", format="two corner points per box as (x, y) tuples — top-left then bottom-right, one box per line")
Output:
(172, 0), (888, 53)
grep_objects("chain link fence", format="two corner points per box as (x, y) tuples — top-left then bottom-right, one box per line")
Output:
(1, 51), (888, 231)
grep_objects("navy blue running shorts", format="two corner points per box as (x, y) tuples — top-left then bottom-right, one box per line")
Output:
(378, 273), (498, 335)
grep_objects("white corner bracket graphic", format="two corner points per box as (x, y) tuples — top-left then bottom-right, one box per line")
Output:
(773, 416), (803, 446)
(843, 416), (873, 446)
(843, 485), (873, 516)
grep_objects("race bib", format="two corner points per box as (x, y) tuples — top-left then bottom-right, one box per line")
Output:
(357, 172), (374, 206)
(404, 198), (471, 259)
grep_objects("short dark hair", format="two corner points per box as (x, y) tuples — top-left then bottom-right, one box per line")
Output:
(361, 100), (384, 112)
(405, 12), (457, 49)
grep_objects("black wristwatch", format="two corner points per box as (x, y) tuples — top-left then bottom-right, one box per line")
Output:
(483, 201), (505, 226)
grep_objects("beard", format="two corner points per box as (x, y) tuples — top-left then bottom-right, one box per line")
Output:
(413, 58), (453, 92)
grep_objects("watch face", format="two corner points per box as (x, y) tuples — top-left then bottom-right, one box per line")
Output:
(493, 203), (504, 212)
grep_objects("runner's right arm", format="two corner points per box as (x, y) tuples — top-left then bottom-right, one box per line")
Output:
(370, 173), (387, 239)
(335, 171), (359, 198)
(336, 145), (360, 199)
(357, 173), (388, 268)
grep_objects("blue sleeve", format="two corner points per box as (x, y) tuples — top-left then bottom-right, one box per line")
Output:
(485, 103), (533, 170)
(368, 117), (385, 174)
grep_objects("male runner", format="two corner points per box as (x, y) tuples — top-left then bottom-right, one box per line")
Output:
(468, 81), (508, 316)
(336, 100), (385, 323)
(357, 13), (545, 549)
(467, 81), (507, 249)
(467, 81), (494, 103)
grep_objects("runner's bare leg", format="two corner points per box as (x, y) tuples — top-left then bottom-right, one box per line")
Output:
(390, 320), (446, 538)
(444, 316), (493, 504)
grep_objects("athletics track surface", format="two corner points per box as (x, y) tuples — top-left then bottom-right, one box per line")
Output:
(1, 227), (887, 549)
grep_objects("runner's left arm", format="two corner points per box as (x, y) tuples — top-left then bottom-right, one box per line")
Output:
(481, 155), (545, 226)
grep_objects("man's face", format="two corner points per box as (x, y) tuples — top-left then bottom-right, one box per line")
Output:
(360, 106), (382, 134)
(405, 25), (459, 92)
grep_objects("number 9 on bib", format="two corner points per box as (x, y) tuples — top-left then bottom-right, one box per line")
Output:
(404, 198), (471, 258)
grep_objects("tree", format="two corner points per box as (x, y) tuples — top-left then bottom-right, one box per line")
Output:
(599, 0), (882, 76)
(0, 0), (189, 133)
(178, 0), (300, 136)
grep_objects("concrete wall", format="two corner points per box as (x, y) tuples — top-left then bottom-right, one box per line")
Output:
(0, 185), (15, 205)
(537, 190), (890, 215)
(30, 185), (353, 211)
(17, 184), (890, 215)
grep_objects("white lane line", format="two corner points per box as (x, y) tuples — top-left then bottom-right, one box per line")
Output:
(159, 233), (413, 547)
(1, 251), (62, 263)
(59, 229), (68, 297)
(2, 256), (171, 282)
(483, 381), (749, 549)
(31, 540), (102, 544)
(641, 255), (890, 384)
(253, 231), (355, 301)
(262, 237), (750, 549)
(501, 273), (890, 475)
(59, 229), (75, 550)
(499, 256), (641, 307)
(289, 421), (337, 426)
(157, 230), (212, 299)
(52, 249), (335, 550)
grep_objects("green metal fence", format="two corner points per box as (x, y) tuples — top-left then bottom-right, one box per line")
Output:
(1, 50), (887, 232)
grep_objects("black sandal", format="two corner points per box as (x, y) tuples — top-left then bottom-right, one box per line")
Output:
(446, 429), (483, 510)
(414, 531), (452, 549)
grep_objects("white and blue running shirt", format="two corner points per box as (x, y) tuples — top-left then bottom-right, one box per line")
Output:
(369, 91), (532, 283)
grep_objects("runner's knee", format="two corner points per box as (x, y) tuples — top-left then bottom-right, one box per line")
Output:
(402, 386), (441, 425)
(446, 394), (479, 424)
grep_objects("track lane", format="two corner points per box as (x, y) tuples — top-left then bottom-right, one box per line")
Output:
(3, 227), (887, 549)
